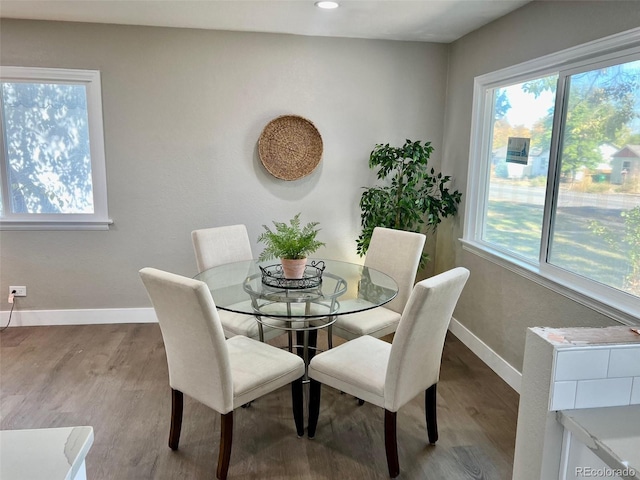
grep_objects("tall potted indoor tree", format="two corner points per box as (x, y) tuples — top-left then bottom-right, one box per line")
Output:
(357, 139), (462, 267)
(258, 213), (325, 279)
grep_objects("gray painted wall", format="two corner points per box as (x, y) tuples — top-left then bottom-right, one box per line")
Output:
(0, 20), (448, 310)
(439, 1), (640, 371)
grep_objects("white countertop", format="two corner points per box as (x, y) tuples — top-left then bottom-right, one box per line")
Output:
(558, 406), (640, 479)
(0, 426), (94, 480)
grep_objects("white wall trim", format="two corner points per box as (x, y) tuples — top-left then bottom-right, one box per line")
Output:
(449, 316), (522, 394)
(0, 307), (157, 327)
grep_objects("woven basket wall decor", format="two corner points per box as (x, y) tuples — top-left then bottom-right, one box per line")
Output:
(258, 115), (323, 181)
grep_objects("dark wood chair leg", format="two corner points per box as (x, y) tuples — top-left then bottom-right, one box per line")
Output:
(216, 411), (233, 480)
(292, 376), (304, 437)
(288, 331), (293, 352)
(308, 379), (322, 439)
(384, 409), (400, 478)
(168, 389), (183, 450)
(425, 384), (438, 444)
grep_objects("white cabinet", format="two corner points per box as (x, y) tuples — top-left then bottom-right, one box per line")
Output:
(560, 429), (623, 480)
(557, 406), (639, 480)
(513, 326), (640, 480)
(0, 426), (94, 480)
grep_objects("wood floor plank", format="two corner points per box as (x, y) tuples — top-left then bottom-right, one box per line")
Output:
(0, 324), (518, 479)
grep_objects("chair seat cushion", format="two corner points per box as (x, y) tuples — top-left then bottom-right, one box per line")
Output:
(331, 306), (401, 341)
(227, 335), (305, 408)
(308, 335), (390, 409)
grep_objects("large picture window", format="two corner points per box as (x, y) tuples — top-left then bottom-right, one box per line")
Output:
(465, 29), (640, 323)
(0, 67), (110, 230)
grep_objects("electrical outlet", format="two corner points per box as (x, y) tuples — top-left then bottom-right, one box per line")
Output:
(9, 286), (26, 297)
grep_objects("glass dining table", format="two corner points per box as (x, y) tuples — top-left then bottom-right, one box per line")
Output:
(194, 259), (398, 371)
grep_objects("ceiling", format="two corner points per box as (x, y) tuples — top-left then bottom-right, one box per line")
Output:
(0, 0), (531, 43)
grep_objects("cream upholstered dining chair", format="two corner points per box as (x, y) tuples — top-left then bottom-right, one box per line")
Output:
(192, 224), (284, 343)
(330, 227), (426, 345)
(139, 268), (305, 480)
(307, 267), (470, 478)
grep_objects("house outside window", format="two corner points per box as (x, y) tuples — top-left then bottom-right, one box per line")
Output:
(464, 29), (640, 324)
(0, 66), (110, 230)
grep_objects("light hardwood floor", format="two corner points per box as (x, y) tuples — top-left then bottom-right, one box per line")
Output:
(0, 324), (518, 479)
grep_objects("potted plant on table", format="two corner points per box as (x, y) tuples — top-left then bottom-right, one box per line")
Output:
(258, 213), (325, 279)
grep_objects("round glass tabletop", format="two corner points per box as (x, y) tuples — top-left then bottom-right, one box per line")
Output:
(194, 259), (398, 319)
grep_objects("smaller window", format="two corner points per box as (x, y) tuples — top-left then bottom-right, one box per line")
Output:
(0, 67), (110, 230)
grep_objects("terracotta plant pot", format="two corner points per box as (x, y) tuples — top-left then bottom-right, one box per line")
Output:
(281, 258), (307, 279)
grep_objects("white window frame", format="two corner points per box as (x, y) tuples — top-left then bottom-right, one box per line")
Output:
(0, 66), (111, 230)
(463, 27), (640, 326)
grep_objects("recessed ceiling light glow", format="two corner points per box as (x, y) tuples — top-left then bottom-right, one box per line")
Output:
(315, 1), (339, 9)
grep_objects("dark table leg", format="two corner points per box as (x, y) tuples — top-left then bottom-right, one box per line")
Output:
(296, 329), (318, 364)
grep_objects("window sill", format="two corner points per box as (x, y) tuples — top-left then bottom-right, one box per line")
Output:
(0, 219), (113, 231)
(460, 239), (640, 327)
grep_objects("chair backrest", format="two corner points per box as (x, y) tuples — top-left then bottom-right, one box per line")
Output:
(139, 267), (234, 414)
(191, 224), (253, 273)
(364, 227), (426, 314)
(384, 267), (470, 412)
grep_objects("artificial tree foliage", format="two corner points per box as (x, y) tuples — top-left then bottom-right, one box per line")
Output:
(356, 139), (462, 267)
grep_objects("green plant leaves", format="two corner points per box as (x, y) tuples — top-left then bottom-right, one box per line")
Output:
(357, 139), (462, 267)
(258, 213), (326, 261)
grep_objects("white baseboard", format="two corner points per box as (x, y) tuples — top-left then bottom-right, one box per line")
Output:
(448, 317), (522, 394)
(0, 307), (157, 327)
